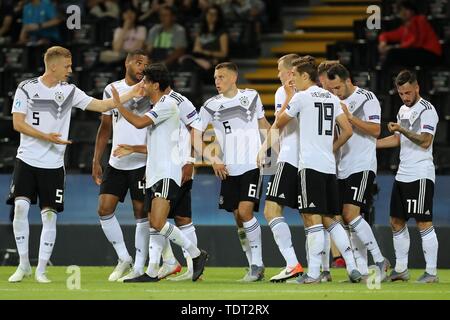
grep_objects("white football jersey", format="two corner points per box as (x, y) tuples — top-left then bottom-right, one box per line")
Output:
(103, 79), (152, 170)
(199, 89), (265, 176)
(275, 86), (299, 168)
(167, 90), (202, 168)
(337, 87), (381, 179)
(286, 85), (343, 174)
(144, 95), (181, 188)
(11, 77), (93, 169)
(395, 98), (438, 183)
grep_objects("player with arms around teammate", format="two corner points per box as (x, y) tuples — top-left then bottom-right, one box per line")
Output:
(193, 62), (271, 281)
(114, 84), (203, 281)
(258, 56), (362, 284)
(377, 70), (439, 283)
(111, 63), (208, 282)
(264, 54), (304, 282)
(326, 63), (390, 281)
(92, 50), (152, 282)
(7, 46), (143, 283)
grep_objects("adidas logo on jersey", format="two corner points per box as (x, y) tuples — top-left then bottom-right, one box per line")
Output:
(278, 193), (285, 199)
(33, 93), (39, 98)
(309, 202), (316, 208)
(425, 210), (431, 215)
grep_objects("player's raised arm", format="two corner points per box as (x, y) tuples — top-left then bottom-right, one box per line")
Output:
(376, 129), (401, 149)
(341, 102), (381, 138)
(86, 81), (145, 113)
(111, 85), (154, 129)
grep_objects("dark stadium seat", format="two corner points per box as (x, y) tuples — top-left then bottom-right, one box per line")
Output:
(0, 116), (17, 142)
(227, 20), (260, 58)
(171, 71), (202, 108)
(71, 46), (103, 71)
(352, 70), (378, 92)
(0, 47), (29, 71)
(81, 70), (118, 97)
(434, 121), (449, 145)
(434, 146), (450, 174)
(96, 17), (120, 47)
(0, 143), (17, 170)
(69, 121), (99, 144)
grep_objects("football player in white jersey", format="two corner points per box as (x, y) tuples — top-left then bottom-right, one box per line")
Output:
(114, 86), (203, 281)
(326, 63), (390, 281)
(7, 46), (143, 283)
(258, 56), (362, 284)
(193, 62), (271, 282)
(91, 50), (151, 282)
(263, 54), (304, 282)
(377, 70), (439, 283)
(110, 63), (208, 282)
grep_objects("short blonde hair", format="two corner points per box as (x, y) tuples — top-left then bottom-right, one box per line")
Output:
(44, 46), (72, 65)
(278, 54), (300, 69)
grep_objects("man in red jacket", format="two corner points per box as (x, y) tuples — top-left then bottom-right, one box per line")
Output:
(378, 1), (442, 68)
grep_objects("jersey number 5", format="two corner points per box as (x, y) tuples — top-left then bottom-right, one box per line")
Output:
(32, 112), (40, 125)
(314, 103), (333, 136)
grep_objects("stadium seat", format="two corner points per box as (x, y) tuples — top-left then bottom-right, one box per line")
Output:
(171, 72), (202, 108)
(69, 120), (99, 144)
(81, 70), (118, 97)
(0, 47), (29, 71)
(0, 143), (17, 170)
(434, 121), (449, 145)
(434, 146), (450, 173)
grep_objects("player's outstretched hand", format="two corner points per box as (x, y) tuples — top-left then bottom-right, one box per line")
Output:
(111, 84), (122, 107)
(388, 122), (401, 133)
(212, 163), (228, 180)
(92, 161), (102, 185)
(46, 133), (72, 145)
(113, 144), (134, 158)
(131, 80), (145, 98)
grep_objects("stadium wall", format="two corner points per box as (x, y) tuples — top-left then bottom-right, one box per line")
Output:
(0, 224), (449, 268)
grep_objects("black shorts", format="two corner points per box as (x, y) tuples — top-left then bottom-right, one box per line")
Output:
(219, 168), (262, 212)
(168, 179), (193, 219)
(298, 168), (339, 215)
(338, 170), (376, 209)
(266, 162), (298, 209)
(144, 178), (180, 214)
(390, 179), (434, 222)
(6, 158), (65, 212)
(100, 164), (146, 202)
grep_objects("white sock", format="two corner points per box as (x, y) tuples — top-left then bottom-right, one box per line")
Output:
(322, 230), (330, 272)
(349, 216), (384, 263)
(420, 226), (438, 276)
(134, 219), (149, 274)
(36, 209), (57, 275)
(269, 217), (298, 267)
(13, 198), (30, 268)
(161, 238), (177, 265)
(392, 226), (410, 272)
(305, 224), (324, 279)
(147, 228), (165, 277)
(328, 221), (357, 273)
(350, 228), (369, 275)
(237, 227), (252, 268)
(160, 222), (200, 258)
(180, 223), (197, 271)
(100, 214), (131, 262)
(243, 217), (263, 267)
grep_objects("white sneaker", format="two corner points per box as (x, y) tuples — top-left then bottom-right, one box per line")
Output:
(157, 261), (182, 279)
(35, 272), (52, 283)
(8, 265), (32, 283)
(117, 269), (143, 282)
(108, 258), (133, 282)
(167, 270), (193, 281)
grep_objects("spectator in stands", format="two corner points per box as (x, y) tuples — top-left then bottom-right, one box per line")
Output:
(378, 0), (442, 68)
(132, 0), (178, 28)
(18, 0), (61, 45)
(99, 6), (147, 64)
(146, 5), (187, 70)
(0, 0), (14, 45)
(87, 0), (119, 19)
(180, 5), (229, 83)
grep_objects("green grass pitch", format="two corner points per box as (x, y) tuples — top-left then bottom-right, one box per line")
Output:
(0, 267), (449, 300)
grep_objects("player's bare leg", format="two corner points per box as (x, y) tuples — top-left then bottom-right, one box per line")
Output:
(264, 200), (303, 282)
(98, 194), (133, 281)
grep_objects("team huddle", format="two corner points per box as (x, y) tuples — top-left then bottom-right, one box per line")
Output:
(6, 46), (439, 285)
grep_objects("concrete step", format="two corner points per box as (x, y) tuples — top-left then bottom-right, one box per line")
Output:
(309, 5), (369, 15)
(295, 15), (366, 28)
(271, 41), (330, 55)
